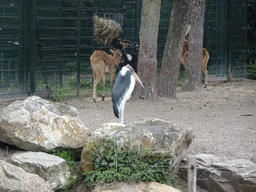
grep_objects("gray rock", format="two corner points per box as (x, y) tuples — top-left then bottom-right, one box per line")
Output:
(0, 96), (90, 152)
(9, 151), (71, 190)
(179, 154), (256, 192)
(212, 159), (256, 192)
(93, 181), (182, 192)
(0, 160), (53, 192)
(80, 119), (193, 174)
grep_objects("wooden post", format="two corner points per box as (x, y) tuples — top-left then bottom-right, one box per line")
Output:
(187, 156), (197, 192)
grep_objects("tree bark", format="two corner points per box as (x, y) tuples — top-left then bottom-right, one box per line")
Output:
(185, 0), (206, 91)
(157, 0), (191, 98)
(132, 0), (161, 100)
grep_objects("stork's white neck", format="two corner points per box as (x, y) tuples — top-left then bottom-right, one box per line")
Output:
(120, 66), (129, 76)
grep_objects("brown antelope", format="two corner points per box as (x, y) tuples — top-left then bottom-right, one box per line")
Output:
(181, 35), (210, 86)
(90, 49), (122, 103)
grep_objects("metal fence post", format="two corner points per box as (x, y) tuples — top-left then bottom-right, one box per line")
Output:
(77, 0), (81, 97)
(187, 156), (197, 192)
(220, 0), (228, 77)
(29, 0), (36, 95)
(19, 0), (24, 92)
(58, 0), (63, 88)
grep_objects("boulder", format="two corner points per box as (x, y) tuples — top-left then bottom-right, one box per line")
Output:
(93, 181), (182, 192)
(9, 151), (71, 190)
(80, 119), (193, 174)
(179, 154), (256, 192)
(0, 160), (53, 192)
(0, 96), (90, 152)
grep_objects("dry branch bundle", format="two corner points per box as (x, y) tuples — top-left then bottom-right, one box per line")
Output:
(93, 15), (123, 45)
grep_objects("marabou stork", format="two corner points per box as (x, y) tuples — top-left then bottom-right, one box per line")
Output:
(112, 64), (144, 124)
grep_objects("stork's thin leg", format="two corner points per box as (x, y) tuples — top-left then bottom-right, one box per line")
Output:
(120, 109), (124, 124)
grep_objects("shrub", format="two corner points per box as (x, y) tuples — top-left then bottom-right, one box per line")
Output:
(248, 60), (256, 79)
(51, 148), (75, 168)
(83, 136), (175, 190)
(51, 90), (65, 102)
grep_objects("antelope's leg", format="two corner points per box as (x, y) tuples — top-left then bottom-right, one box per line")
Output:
(109, 71), (115, 88)
(102, 74), (106, 101)
(93, 70), (104, 103)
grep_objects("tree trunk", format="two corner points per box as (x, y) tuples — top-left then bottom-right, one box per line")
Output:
(157, 0), (191, 98)
(185, 0), (206, 90)
(132, 0), (161, 100)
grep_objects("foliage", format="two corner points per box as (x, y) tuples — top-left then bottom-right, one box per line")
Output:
(81, 79), (93, 89)
(46, 74), (114, 102)
(247, 0), (256, 78)
(48, 77), (96, 101)
(7, 83), (17, 92)
(248, 60), (256, 79)
(177, 71), (189, 87)
(63, 60), (91, 74)
(83, 136), (175, 190)
(51, 148), (75, 167)
(61, 77), (93, 89)
(36, 79), (47, 90)
(51, 89), (65, 102)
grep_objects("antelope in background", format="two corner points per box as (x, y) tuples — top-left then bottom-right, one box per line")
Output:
(90, 49), (122, 103)
(181, 34), (210, 86)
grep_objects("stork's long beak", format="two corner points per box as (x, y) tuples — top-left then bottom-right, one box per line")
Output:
(132, 72), (144, 88)
(126, 64), (144, 88)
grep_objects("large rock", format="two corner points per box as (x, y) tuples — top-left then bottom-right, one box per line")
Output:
(0, 96), (90, 152)
(93, 181), (182, 192)
(9, 151), (71, 190)
(179, 154), (256, 192)
(0, 160), (53, 192)
(80, 119), (193, 173)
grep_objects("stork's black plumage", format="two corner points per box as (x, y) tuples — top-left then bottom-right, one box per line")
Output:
(112, 65), (144, 124)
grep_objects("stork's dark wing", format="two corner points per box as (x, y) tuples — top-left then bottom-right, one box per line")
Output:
(111, 70), (132, 119)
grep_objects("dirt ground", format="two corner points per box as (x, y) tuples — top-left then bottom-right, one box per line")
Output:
(0, 79), (255, 163)
(0, 79), (255, 191)
(60, 79), (256, 163)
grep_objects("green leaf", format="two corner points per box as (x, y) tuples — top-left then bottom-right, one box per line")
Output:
(84, 136), (173, 189)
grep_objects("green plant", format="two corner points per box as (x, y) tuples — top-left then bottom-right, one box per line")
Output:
(36, 79), (47, 90)
(80, 78), (93, 89)
(248, 60), (256, 79)
(83, 137), (175, 190)
(51, 148), (75, 167)
(63, 60), (91, 74)
(64, 77), (77, 89)
(51, 90), (64, 102)
(177, 71), (189, 87)
(7, 83), (17, 92)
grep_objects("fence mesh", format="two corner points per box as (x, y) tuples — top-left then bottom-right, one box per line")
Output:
(0, 0), (28, 100)
(0, 0), (251, 101)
